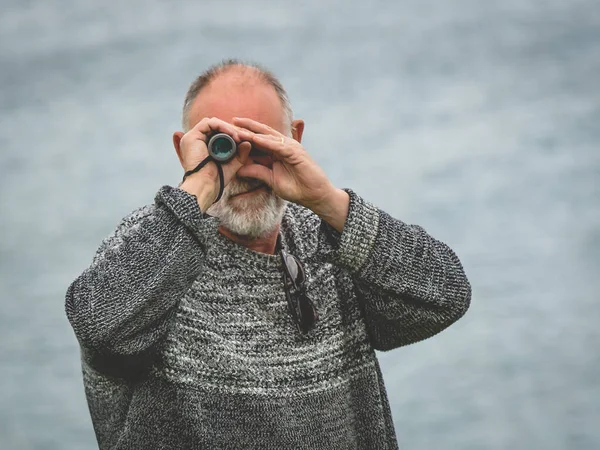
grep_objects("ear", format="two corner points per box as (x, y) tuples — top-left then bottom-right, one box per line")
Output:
(172, 131), (185, 166)
(291, 119), (305, 143)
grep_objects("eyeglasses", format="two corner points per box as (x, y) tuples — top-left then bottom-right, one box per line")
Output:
(280, 249), (319, 334)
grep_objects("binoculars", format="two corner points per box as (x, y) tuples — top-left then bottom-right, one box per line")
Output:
(207, 133), (238, 163)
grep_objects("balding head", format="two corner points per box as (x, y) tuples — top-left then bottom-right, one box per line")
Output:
(181, 60), (293, 133)
(173, 60), (302, 239)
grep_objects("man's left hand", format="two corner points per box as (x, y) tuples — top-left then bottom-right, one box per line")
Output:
(232, 117), (337, 212)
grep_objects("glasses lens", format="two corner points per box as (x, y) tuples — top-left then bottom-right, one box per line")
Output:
(284, 254), (299, 281)
(298, 294), (318, 333)
(282, 251), (306, 290)
(281, 250), (316, 333)
(294, 257), (306, 285)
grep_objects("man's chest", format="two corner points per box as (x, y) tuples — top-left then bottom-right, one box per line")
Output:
(153, 262), (375, 395)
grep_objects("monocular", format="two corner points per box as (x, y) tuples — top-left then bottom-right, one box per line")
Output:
(207, 133), (238, 163)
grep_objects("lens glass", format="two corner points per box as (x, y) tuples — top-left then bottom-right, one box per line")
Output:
(212, 137), (234, 158)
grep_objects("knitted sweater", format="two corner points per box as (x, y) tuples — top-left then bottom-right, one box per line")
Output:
(65, 186), (471, 450)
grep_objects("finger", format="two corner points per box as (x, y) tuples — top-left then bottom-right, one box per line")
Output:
(234, 141), (253, 165)
(232, 117), (281, 137)
(236, 164), (274, 187)
(247, 134), (294, 159)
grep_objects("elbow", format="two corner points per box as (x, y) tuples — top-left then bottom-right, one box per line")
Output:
(366, 294), (471, 352)
(429, 271), (472, 339)
(449, 266), (472, 321)
(377, 286), (471, 352)
(435, 269), (472, 332)
(443, 245), (472, 322)
(65, 275), (125, 353)
(65, 280), (160, 379)
(434, 241), (472, 321)
(447, 276), (471, 324)
(65, 278), (106, 352)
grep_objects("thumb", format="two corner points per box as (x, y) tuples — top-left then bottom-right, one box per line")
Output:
(236, 164), (273, 187)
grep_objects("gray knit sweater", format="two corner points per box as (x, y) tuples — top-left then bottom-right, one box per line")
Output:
(65, 186), (471, 450)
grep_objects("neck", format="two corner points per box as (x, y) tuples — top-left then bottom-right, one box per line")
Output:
(218, 224), (280, 255)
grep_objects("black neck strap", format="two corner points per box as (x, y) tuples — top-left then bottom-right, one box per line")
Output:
(181, 155), (225, 204)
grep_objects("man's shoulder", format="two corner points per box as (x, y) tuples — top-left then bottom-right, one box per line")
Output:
(118, 204), (156, 229)
(280, 201), (323, 257)
(282, 201), (321, 233)
(125, 203), (156, 221)
(100, 204), (157, 242)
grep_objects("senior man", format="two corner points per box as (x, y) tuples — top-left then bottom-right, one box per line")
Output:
(66, 60), (471, 450)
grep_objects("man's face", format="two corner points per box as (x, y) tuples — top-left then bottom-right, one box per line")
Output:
(186, 71), (289, 238)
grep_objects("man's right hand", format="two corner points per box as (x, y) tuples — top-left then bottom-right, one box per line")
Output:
(176, 117), (253, 211)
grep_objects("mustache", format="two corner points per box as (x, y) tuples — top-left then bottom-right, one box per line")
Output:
(228, 177), (269, 196)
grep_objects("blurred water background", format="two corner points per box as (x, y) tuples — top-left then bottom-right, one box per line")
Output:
(1, 0), (599, 449)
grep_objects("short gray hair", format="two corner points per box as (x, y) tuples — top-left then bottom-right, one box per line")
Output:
(181, 59), (293, 132)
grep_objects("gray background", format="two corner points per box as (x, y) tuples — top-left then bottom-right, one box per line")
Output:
(1, 0), (599, 449)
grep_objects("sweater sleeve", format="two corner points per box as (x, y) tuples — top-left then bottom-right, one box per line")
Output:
(317, 189), (471, 351)
(65, 185), (220, 378)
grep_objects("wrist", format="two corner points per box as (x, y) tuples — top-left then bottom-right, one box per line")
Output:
(179, 171), (219, 212)
(311, 187), (350, 233)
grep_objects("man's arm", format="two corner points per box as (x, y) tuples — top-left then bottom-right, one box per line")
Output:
(315, 189), (472, 351)
(65, 184), (219, 378)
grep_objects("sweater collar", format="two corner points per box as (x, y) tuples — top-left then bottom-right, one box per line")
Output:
(211, 228), (288, 272)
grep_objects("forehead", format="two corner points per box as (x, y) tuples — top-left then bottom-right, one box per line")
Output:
(187, 70), (286, 132)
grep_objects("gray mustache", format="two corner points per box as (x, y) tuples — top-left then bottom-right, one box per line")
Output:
(229, 178), (267, 195)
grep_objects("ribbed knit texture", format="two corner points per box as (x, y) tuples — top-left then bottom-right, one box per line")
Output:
(65, 186), (471, 449)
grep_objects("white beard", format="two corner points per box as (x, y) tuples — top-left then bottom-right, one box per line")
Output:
(206, 177), (287, 239)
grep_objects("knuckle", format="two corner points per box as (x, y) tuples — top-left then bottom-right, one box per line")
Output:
(208, 116), (225, 129)
(196, 117), (209, 127)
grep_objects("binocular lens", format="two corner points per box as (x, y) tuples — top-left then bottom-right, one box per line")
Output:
(208, 133), (237, 162)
